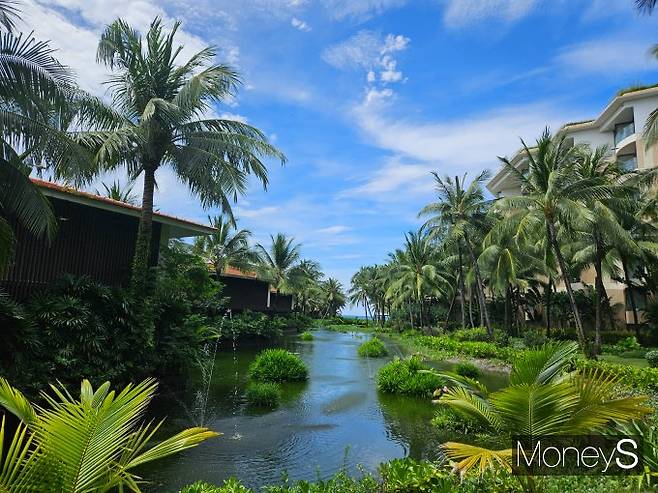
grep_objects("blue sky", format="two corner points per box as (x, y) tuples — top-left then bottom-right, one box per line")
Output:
(23, 0), (658, 313)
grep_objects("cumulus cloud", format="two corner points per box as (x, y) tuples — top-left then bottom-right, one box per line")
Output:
(323, 31), (409, 86)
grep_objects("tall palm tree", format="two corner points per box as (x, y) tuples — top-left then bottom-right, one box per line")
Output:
(288, 259), (324, 314)
(72, 18), (285, 293)
(349, 266), (375, 323)
(256, 233), (301, 293)
(386, 230), (443, 328)
(571, 145), (638, 353)
(438, 342), (650, 492)
(193, 215), (258, 275)
(419, 171), (493, 336)
(636, 0), (657, 13)
(321, 277), (346, 317)
(496, 129), (612, 355)
(0, 377), (217, 491)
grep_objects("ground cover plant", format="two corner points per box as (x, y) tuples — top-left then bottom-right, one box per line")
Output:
(299, 331), (314, 341)
(357, 337), (388, 357)
(245, 382), (282, 408)
(248, 349), (309, 382)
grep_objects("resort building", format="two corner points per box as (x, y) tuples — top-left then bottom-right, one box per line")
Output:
(220, 266), (293, 313)
(1, 179), (214, 298)
(487, 85), (658, 327)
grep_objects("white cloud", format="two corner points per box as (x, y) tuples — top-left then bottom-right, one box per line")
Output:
(442, 0), (539, 28)
(219, 112), (249, 123)
(322, 0), (407, 20)
(316, 225), (352, 234)
(291, 16), (311, 31)
(323, 31), (409, 87)
(555, 37), (656, 75)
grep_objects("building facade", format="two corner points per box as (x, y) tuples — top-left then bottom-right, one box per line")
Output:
(487, 86), (658, 326)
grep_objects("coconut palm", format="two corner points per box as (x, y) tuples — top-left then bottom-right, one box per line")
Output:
(256, 233), (301, 293)
(349, 266), (375, 323)
(96, 179), (138, 204)
(0, 4), (91, 268)
(495, 129), (615, 354)
(71, 18), (284, 293)
(288, 259), (324, 314)
(0, 377), (217, 491)
(386, 230), (443, 328)
(321, 277), (346, 317)
(438, 342), (650, 491)
(193, 215), (258, 275)
(636, 0), (657, 13)
(419, 171), (493, 336)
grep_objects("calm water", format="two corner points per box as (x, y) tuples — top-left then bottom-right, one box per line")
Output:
(144, 329), (508, 491)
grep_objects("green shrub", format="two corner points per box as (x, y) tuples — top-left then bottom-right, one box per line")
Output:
(245, 382), (281, 408)
(455, 361), (480, 379)
(377, 356), (443, 397)
(181, 479), (251, 493)
(248, 349), (308, 382)
(380, 458), (450, 493)
(431, 407), (485, 434)
(576, 358), (658, 390)
(299, 331), (314, 341)
(523, 329), (547, 348)
(358, 337), (388, 357)
(452, 327), (508, 345)
(646, 350), (658, 368)
(404, 334), (514, 361)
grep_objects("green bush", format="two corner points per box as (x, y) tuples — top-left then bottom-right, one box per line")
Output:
(358, 337), (388, 357)
(431, 407), (485, 434)
(576, 358), (658, 390)
(404, 334), (514, 362)
(377, 356), (443, 397)
(181, 479), (251, 493)
(646, 350), (658, 368)
(248, 349), (308, 382)
(452, 327), (508, 345)
(245, 382), (281, 408)
(299, 331), (314, 341)
(523, 330), (547, 348)
(455, 361), (480, 379)
(380, 458), (450, 493)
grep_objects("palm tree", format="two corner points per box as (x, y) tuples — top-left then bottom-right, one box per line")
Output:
(256, 233), (301, 293)
(73, 18), (285, 293)
(349, 266), (375, 323)
(636, 0), (657, 13)
(419, 171), (493, 336)
(322, 277), (346, 317)
(387, 230), (443, 328)
(288, 259), (324, 314)
(0, 3), (91, 269)
(96, 179), (138, 204)
(0, 377), (217, 491)
(438, 342), (650, 491)
(496, 129), (613, 355)
(571, 145), (638, 353)
(193, 215), (258, 275)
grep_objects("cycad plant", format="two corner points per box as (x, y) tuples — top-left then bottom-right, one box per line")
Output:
(437, 342), (650, 491)
(0, 377), (218, 491)
(73, 18), (285, 292)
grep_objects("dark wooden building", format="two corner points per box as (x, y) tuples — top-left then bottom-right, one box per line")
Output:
(220, 266), (293, 314)
(1, 179), (214, 298)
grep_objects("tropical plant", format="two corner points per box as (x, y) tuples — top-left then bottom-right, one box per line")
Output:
(377, 356), (443, 397)
(256, 233), (301, 293)
(494, 129), (613, 354)
(73, 18), (284, 292)
(358, 337), (388, 357)
(637, 0), (657, 13)
(96, 179), (138, 204)
(248, 348), (308, 382)
(437, 342), (650, 491)
(321, 277), (346, 317)
(245, 381), (281, 408)
(0, 377), (217, 491)
(193, 215), (258, 275)
(419, 171), (493, 336)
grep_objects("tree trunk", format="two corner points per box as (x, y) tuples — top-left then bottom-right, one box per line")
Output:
(468, 283), (475, 328)
(545, 278), (552, 338)
(594, 248), (604, 356)
(445, 289), (456, 326)
(458, 246), (466, 329)
(463, 233), (493, 338)
(622, 258), (640, 337)
(131, 166), (156, 294)
(547, 220), (588, 354)
(504, 284), (512, 335)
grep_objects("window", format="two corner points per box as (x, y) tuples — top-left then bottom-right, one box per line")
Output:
(614, 121), (635, 146)
(618, 154), (637, 171)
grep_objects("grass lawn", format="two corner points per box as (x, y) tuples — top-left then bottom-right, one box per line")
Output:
(600, 353), (648, 368)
